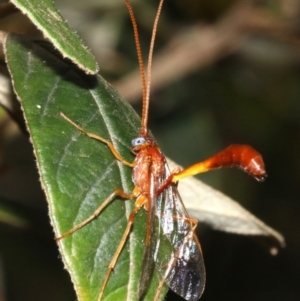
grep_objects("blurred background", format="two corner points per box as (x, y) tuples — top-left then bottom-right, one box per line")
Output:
(0, 0), (299, 300)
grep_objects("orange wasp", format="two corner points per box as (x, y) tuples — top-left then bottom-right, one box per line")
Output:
(57, 0), (266, 300)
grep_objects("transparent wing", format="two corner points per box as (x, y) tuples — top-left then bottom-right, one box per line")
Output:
(155, 165), (206, 301)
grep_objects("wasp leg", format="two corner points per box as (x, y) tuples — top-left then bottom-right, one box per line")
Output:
(97, 194), (147, 301)
(56, 189), (135, 240)
(60, 112), (135, 168)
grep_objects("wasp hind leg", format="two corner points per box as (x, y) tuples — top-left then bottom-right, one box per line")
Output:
(97, 194), (147, 301)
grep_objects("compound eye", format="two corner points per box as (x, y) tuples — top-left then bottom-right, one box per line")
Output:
(131, 137), (146, 147)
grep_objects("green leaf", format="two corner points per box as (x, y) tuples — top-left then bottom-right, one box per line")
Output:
(4, 33), (167, 301)
(10, 0), (98, 74)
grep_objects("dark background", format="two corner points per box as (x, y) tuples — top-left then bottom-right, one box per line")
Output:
(0, 0), (299, 300)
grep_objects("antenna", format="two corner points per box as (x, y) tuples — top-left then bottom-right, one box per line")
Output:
(124, 0), (165, 137)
